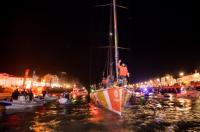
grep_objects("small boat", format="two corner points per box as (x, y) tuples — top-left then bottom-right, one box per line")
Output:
(133, 87), (154, 98)
(33, 96), (47, 104)
(5, 101), (43, 109)
(0, 96), (44, 109)
(71, 87), (88, 100)
(44, 94), (57, 101)
(159, 86), (199, 98)
(177, 87), (199, 98)
(58, 97), (71, 105)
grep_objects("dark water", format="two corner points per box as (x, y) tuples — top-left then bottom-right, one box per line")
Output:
(1, 95), (200, 132)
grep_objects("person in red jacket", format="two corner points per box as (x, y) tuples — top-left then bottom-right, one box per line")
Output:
(117, 60), (129, 86)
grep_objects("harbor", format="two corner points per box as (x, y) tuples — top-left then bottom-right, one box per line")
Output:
(1, 69), (200, 131)
(1, 88), (200, 131)
(0, 0), (198, 131)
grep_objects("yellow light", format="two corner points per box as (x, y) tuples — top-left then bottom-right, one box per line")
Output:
(66, 84), (71, 88)
(179, 72), (184, 77)
(41, 82), (46, 87)
(194, 73), (199, 78)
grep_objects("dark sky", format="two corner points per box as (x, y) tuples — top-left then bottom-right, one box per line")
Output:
(0, 0), (198, 85)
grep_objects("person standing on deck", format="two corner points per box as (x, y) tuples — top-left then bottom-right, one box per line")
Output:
(107, 75), (114, 87)
(117, 60), (129, 86)
(102, 77), (108, 89)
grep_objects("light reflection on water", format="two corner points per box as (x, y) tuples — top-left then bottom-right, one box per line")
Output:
(0, 94), (200, 131)
(123, 95), (200, 131)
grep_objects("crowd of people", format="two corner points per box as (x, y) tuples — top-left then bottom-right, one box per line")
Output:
(11, 88), (33, 101)
(100, 59), (129, 88)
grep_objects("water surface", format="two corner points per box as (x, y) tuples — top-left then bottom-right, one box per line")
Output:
(0, 95), (200, 132)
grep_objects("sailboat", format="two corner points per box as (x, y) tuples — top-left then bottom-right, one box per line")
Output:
(90, 0), (132, 115)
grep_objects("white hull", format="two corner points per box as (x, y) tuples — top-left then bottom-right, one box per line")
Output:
(58, 98), (69, 104)
(44, 96), (57, 101)
(1, 100), (44, 110)
(2, 100), (44, 109)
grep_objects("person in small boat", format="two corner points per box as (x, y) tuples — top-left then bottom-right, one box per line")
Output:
(11, 89), (20, 100)
(21, 89), (28, 96)
(63, 91), (69, 99)
(117, 60), (129, 86)
(28, 89), (34, 101)
(42, 90), (46, 97)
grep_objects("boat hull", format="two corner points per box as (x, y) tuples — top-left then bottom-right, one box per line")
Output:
(90, 87), (132, 115)
(58, 98), (69, 104)
(0, 100), (44, 109)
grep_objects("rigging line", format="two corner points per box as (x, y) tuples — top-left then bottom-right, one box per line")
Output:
(107, 47), (110, 77)
(95, 4), (128, 9)
(95, 4), (111, 7)
(97, 46), (130, 50)
(104, 50), (108, 77)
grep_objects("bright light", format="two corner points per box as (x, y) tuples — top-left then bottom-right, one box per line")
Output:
(26, 81), (31, 89)
(143, 87), (147, 92)
(33, 82), (39, 87)
(41, 82), (46, 87)
(65, 84), (71, 88)
(109, 32), (113, 36)
(166, 76), (170, 79)
(51, 83), (60, 88)
(91, 89), (95, 93)
(179, 72), (184, 77)
(194, 73), (200, 78)
(72, 94), (76, 99)
(157, 78), (160, 82)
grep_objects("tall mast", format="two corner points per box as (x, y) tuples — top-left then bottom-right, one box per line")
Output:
(108, 1), (113, 78)
(113, 0), (119, 82)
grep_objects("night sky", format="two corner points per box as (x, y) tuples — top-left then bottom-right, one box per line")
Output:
(0, 0), (198, 85)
